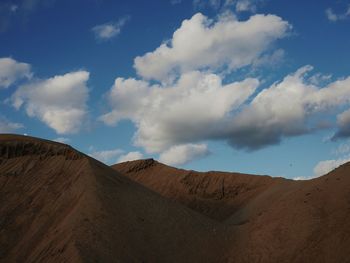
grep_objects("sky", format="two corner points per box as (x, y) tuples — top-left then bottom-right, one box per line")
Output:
(1, 0), (350, 179)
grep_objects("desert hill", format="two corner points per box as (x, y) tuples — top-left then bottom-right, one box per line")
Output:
(112, 159), (289, 221)
(1, 134), (350, 262)
(0, 134), (225, 263)
(114, 159), (350, 262)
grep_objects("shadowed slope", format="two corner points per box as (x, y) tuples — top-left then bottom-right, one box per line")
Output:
(0, 135), (225, 263)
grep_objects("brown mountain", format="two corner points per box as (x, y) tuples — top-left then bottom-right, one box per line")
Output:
(1, 134), (350, 262)
(113, 158), (350, 262)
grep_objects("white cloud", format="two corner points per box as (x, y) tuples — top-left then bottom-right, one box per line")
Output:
(100, 70), (259, 153)
(134, 12), (290, 81)
(92, 16), (130, 41)
(159, 143), (209, 166)
(117, 151), (144, 163)
(229, 66), (350, 150)
(100, 11), (350, 160)
(313, 157), (350, 177)
(12, 71), (90, 134)
(102, 65), (350, 153)
(0, 116), (23, 133)
(0, 57), (32, 89)
(235, 0), (256, 12)
(89, 148), (124, 164)
(326, 6), (350, 22)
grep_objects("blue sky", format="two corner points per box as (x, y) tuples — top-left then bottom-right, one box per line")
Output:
(1, 0), (350, 179)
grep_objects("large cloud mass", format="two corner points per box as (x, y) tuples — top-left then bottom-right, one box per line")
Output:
(134, 12), (290, 81)
(101, 12), (350, 166)
(100, 71), (259, 152)
(229, 66), (350, 150)
(12, 71), (90, 134)
(101, 66), (350, 153)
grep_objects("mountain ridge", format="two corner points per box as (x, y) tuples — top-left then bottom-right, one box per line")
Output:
(1, 134), (350, 262)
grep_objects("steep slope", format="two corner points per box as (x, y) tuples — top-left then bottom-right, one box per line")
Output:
(113, 159), (350, 262)
(0, 135), (225, 263)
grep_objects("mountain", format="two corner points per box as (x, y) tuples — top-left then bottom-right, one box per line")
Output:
(1, 134), (350, 262)
(113, 159), (350, 262)
(112, 159), (287, 221)
(0, 134), (223, 263)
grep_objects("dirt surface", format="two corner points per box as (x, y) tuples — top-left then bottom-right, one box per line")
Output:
(1, 134), (350, 262)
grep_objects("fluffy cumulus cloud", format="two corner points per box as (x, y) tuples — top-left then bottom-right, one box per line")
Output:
(100, 70), (259, 153)
(0, 57), (32, 88)
(0, 116), (23, 133)
(101, 11), (350, 162)
(229, 66), (350, 150)
(102, 64), (350, 154)
(118, 151), (144, 163)
(92, 16), (130, 41)
(12, 71), (89, 134)
(89, 148), (124, 164)
(134, 12), (290, 81)
(159, 143), (209, 165)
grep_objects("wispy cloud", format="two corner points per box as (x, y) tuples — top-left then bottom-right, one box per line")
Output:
(0, 116), (23, 133)
(326, 6), (350, 22)
(92, 16), (130, 41)
(193, 0), (262, 13)
(0, 0), (56, 32)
